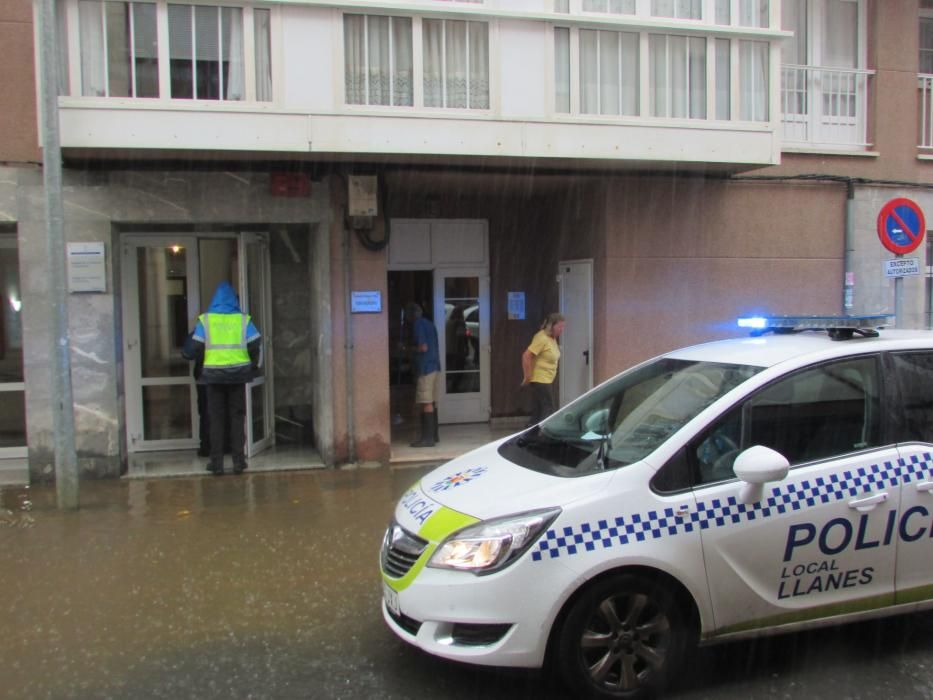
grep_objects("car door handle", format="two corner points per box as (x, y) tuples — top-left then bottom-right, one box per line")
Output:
(848, 492), (888, 512)
(917, 480), (933, 493)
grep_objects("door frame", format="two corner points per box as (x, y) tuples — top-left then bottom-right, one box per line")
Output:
(558, 258), (594, 408)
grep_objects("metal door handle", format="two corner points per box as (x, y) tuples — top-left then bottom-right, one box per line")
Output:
(848, 492), (888, 512)
(674, 505), (690, 518)
(583, 350), (590, 366)
(918, 480), (933, 493)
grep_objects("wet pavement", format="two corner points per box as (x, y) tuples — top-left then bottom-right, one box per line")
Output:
(3, 465), (933, 700)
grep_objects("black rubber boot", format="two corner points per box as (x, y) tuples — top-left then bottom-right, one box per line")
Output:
(410, 413), (436, 448)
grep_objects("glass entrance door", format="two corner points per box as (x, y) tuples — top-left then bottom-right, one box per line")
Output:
(0, 232), (26, 458)
(434, 270), (490, 423)
(123, 233), (274, 456)
(122, 237), (200, 451)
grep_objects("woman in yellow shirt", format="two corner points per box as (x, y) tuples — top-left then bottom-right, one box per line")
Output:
(521, 312), (566, 427)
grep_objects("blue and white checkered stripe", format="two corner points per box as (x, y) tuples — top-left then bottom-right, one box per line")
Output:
(531, 452), (933, 563)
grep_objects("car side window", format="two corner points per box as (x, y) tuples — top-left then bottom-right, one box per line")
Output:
(692, 356), (881, 485)
(890, 351), (933, 443)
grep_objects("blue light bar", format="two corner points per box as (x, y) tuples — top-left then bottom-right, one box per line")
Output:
(736, 314), (895, 339)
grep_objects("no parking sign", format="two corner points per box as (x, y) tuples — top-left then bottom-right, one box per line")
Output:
(877, 198), (926, 254)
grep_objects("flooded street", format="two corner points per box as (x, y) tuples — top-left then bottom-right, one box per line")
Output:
(4, 466), (933, 700)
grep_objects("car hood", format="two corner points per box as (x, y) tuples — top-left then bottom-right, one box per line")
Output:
(393, 440), (614, 539)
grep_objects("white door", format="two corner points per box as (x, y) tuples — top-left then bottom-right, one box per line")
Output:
(434, 269), (490, 423)
(558, 259), (594, 407)
(239, 233), (274, 457)
(122, 236), (201, 452)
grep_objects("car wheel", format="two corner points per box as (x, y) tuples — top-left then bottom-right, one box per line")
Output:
(557, 574), (686, 699)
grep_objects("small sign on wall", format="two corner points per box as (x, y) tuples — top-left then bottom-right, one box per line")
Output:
(67, 242), (107, 293)
(351, 290), (382, 313)
(508, 291), (525, 320)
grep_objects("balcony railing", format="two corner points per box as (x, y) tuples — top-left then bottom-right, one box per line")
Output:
(919, 74), (933, 149)
(781, 64), (873, 150)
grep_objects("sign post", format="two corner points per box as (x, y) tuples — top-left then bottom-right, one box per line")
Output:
(877, 198), (926, 328)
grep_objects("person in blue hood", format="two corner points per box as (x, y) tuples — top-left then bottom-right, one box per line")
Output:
(190, 281), (262, 475)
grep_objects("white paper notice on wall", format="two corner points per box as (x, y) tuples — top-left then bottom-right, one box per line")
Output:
(67, 242), (107, 293)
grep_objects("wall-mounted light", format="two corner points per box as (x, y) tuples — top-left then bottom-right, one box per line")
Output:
(9, 296), (21, 312)
(170, 245), (182, 254)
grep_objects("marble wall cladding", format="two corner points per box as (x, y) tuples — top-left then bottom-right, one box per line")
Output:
(7, 165), (332, 480)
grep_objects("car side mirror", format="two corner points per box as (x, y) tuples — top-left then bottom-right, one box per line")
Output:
(584, 408), (610, 437)
(733, 445), (789, 504)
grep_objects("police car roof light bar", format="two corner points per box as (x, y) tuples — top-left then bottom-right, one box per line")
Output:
(737, 314), (895, 341)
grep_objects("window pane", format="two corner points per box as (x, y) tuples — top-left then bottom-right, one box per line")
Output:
(649, 34), (668, 116)
(79, 0), (106, 96)
(0, 236), (24, 385)
(468, 21), (489, 109)
(688, 36), (706, 118)
(168, 4), (193, 98)
(892, 352), (933, 443)
(554, 0), (569, 11)
(823, 0), (857, 68)
(105, 2), (131, 97)
(740, 39), (768, 120)
(580, 29), (599, 114)
(748, 358), (880, 465)
(344, 14), (365, 104)
(600, 31), (621, 115)
(921, 18), (933, 74)
(254, 8), (272, 101)
(781, 0), (807, 64)
(194, 5), (219, 99)
(133, 3), (159, 97)
(739, 0), (769, 28)
(222, 7), (244, 100)
(143, 386), (192, 440)
(367, 15), (390, 104)
(715, 0), (730, 25)
(716, 38), (730, 119)
(446, 20), (468, 108)
(555, 27), (570, 113)
(393, 17), (413, 106)
(137, 246), (190, 378)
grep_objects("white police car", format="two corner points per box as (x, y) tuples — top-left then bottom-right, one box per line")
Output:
(381, 316), (933, 698)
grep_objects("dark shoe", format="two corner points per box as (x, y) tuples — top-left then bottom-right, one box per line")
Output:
(197, 446), (210, 457)
(206, 462), (223, 475)
(410, 413), (436, 448)
(233, 463), (248, 475)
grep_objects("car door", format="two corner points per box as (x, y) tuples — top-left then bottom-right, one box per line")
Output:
(889, 350), (933, 604)
(691, 355), (900, 635)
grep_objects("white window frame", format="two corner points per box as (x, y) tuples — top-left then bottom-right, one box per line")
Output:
(340, 12), (492, 112)
(64, 0), (277, 104)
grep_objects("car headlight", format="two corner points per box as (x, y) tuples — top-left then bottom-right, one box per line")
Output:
(428, 507), (561, 575)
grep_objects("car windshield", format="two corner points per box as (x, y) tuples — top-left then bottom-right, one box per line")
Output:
(498, 357), (762, 476)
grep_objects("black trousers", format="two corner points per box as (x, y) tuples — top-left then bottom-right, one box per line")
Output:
(526, 381), (555, 427)
(207, 383), (246, 468)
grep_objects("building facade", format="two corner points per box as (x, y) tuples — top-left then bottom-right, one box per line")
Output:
(0, 0), (930, 482)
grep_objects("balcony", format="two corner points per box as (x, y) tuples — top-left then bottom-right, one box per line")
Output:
(781, 64), (873, 151)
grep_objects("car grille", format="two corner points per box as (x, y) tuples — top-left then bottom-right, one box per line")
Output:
(381, 522), (428, 578)
(387, 608), (423, 636)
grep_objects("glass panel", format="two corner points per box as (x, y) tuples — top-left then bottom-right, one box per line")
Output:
(105, 2), (131, 97)
(716, 38), (730, 119)
(79, 0), (106, 96)
(922, 18), (933, 74)
(0, 237), (24, 384)
(199, 239), (239, 309)
(251, 383), (266, 442)
(600, 31), (621, 116)
(254, 8), (272, 101)
(892, 353), (933, 442)
(0, 391), (26, 448)
(823, 0), (857, 68)
(368, 15), (390, 104)
(245, 241), (265, 334)
(715, 0), (730, 25)
(468, 22), (489, 109)
(739, 0), (769, 28)
(133, 3), (159, 97)
(555, 27), (570, 113)
(443, 278), (480, 395)
(446, 20), (468, 108)
(142, 385), (192, 440)
(423, 19), (443, 107)
(740, 40), (769, 121)
(392, 17), (414, 106)
(168, 4), (193, 98)
(554, 0), (569, 10)
(137, 246), (190, 378)
(782, 0), (807, 64)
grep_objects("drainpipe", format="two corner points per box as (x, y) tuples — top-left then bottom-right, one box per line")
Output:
(343, 223), (356, 465)
(844, 180), (856, 314)
(38, 0), (78, 508)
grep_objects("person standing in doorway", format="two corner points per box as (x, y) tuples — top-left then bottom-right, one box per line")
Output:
(521, 312), (565, 427)
(191, 281), (262, 475)
(407, 302), (440, 447)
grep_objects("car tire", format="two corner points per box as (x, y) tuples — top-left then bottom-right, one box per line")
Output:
(557, 574), (687, 700)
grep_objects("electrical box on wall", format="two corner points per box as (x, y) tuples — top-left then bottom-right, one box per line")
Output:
(348, 175), (378, 216)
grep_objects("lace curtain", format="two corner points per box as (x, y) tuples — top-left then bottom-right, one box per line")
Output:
(344, 15), (412, 106)
(423, 20), (489, 109)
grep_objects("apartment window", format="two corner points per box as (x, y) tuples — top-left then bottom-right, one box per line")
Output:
(579, 30), (639, 115)
(650, 34), (706, 118)
(423, 19), (489, 109)
(715, 0), (730, 24)
(652, 0), (701, 20)
(344, 15), (413, 106)
(79, 0), (159, 97)
(168, 4), (245, 100)
(739, 0), (769, 27)
(921, 16), (933, 74)
(583, 0), (636, 13)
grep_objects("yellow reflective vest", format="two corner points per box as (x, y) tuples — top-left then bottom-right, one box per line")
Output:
(200, 312), (251, 371)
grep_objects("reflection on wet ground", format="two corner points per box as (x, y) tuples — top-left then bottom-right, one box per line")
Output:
(4, 466), (933, 699)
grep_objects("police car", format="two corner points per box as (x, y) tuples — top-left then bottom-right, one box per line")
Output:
(380, 316), (933, 698)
